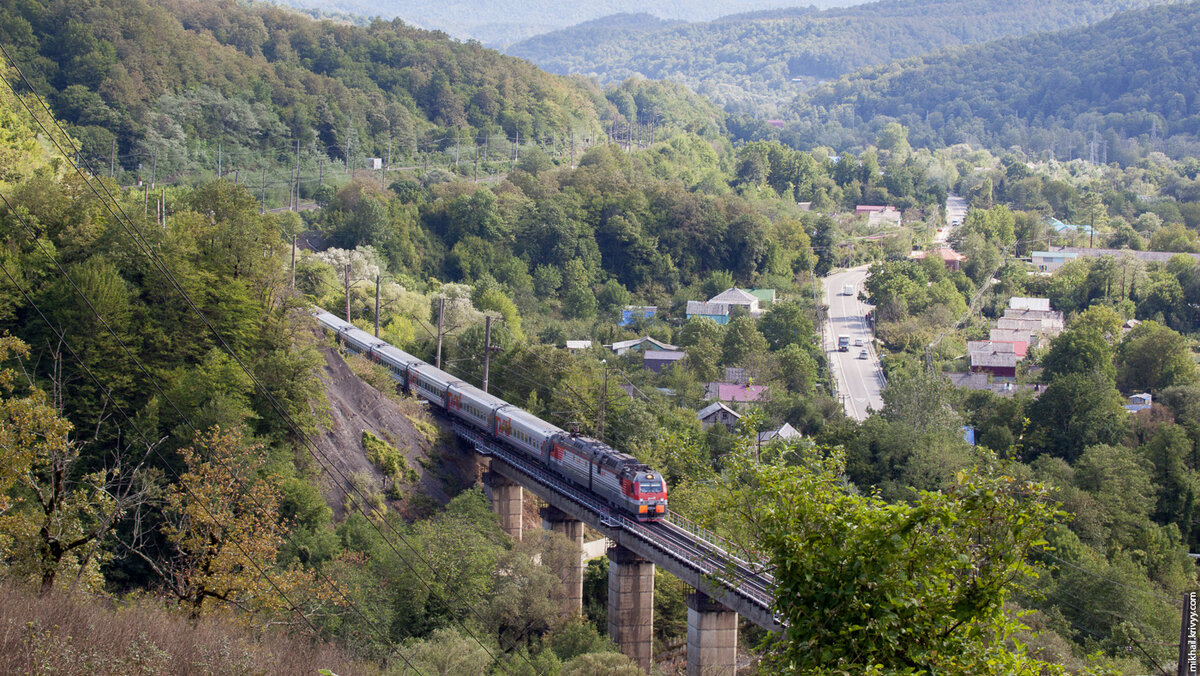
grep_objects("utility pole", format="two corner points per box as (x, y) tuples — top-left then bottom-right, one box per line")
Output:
(482, 314), (492, 393)
(294, 139), (301, 211)
(435, 297), (445, 369)
(345, 126), (352, 173)
(290, 234), (297, 289)
(151, 148), (158, 188)
(110, 139), (116, 178)
(374, 274), (381, 337)
(260, 167), (267, 215)
(217, 142), (222, 178)
(596, 363), (609, 442)
(344, 264), (351, 322)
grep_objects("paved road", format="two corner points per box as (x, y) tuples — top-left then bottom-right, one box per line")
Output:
(939, 194), (968, 243)
(823, 266), (885, 421)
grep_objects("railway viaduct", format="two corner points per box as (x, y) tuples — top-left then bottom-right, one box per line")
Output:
(458, 425), (782, 675)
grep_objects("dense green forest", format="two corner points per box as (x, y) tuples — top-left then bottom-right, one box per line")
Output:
(269, 0), (856, 46)
(0, 0), (621, 189)
(5, 0), (1200, 673)
(506, 0), (1173, 114)
(786, 1), (1200, 162)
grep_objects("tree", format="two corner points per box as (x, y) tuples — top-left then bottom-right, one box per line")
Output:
(0, 336), (152, 595)
(397, 627), (493, 676)
(758, 301), (816, 352)
(127, 426), (320, 618)
(1040, 325), (1115, 383)
(1024, 373), (1129, 462)
(1117, 320), (1197, 393)
(560, 651), (641, 676)
(723, 447), (1067, 674)
(721, 316), (767, 366)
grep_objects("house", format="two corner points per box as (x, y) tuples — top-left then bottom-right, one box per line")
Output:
(1125, 392), (1153, 413)
(967, 340), (1028, 356)
(1046, 217), (1094, 237)
(757, 423), (800, 444)
(708, 288), (760, 313)
(723, 367), (757, 385)
(705, 382), (769, 404)
(996, 318), (1044, 332)
(1031, 251), (1078, 273)
(643, 350), (686, 373)
(685, 301), (732, 325)
(990, 328), (1038, 345)
(608, 336), (678, 355)
(1002, 308), (1064, 334)
(1033, 246), (1200, 273)
(685, 288), (764, 324)
(945, 372), (1039, 397)
(565, 340), (592, 352)
(857, 205), (902, 227)
(698, 402), (741, 431)
(968, 340), (1028, 378)
(910, 247), (967, 271)
(1009, 297), (1051, 312)
(620, 305), (657, 327)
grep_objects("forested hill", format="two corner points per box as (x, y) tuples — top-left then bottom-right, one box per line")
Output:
(787, 1), (1200, 162)
(0, 0), (612, 179)
(506, 0), (1178, 113)
(267, 0), (859, 47)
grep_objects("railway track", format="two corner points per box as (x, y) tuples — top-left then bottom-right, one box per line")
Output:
(454, 422), (783, 628)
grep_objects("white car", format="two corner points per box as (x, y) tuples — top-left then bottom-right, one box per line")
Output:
(854, 338), (864, 347)
(858, 349), (869, 359)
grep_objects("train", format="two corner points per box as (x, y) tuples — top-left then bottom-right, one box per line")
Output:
(313, 309), (669, 521)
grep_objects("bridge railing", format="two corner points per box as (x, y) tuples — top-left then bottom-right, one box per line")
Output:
(456, 423), (779, 613)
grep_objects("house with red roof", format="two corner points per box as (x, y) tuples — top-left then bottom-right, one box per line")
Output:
(911, 247), (967, 271)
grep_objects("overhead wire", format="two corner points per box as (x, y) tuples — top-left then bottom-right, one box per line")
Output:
(1, 47), (530, 675)
(0, 189), (427, 673)
(0, 256), (338, 634)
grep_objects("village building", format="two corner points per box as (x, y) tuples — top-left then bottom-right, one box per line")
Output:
(607, 336), (677, 355)
(643, 350), (687, 373)
(697, 402), (741, 431)
(910, 247), (966, 271)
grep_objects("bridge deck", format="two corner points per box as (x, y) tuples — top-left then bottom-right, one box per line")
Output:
(454, 423), (784, 632)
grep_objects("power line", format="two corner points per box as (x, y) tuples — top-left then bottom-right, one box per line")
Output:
(1, 45), (529, 673)
(0, 188), (423, 671)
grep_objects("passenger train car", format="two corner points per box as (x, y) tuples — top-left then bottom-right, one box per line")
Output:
(313, 309), (668, 521)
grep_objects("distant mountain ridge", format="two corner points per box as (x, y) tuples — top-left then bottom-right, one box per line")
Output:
(265, 0), (862, 46)
(506, 0), (1181, 113)
(786, 1), (1200, 161)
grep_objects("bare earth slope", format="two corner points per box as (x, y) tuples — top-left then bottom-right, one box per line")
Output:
(313, 345), (476, 518)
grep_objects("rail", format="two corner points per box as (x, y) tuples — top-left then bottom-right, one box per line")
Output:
(452, 423), (780, 618)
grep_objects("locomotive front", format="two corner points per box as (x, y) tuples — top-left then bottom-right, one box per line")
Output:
(626, 469), (668, 521)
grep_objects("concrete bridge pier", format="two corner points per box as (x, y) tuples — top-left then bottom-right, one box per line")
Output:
(607, 545), (655, 673)
(686, 591), (738, 676)
(483, 469), (523, 540)
(541, 506), (585, 617)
